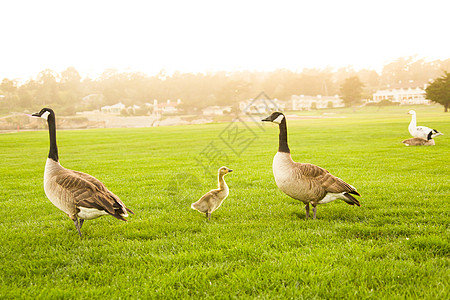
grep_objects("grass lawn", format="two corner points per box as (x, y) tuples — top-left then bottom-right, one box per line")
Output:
(0, 105), (448, 299)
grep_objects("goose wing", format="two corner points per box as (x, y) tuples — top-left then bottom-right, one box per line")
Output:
(54, 170), (132, 220)
(412, 126), (432, 139)
(416, 126), (432, 132)
(71, 170), (134, 214)
(296, 163), (360, 196)
(192, 190), (217, 213)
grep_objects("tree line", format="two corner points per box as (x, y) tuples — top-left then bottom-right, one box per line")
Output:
(1, 56), (449, 115)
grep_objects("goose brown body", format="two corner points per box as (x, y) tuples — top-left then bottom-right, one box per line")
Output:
(44, 158), (131, 222)
(273, 152), (360, 206)
(402, 137), (435, 146)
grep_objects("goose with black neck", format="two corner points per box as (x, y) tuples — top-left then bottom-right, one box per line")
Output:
(262, 112), (361, 219)
(32, 108), (134, 237)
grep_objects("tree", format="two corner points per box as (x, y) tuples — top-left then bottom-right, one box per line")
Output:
(0, 78), (19, 113)
(0, 78), (17, 94)
(35, 69), (59, 106)
(340, 76), (364, 109)
(426, 71), (450, 112)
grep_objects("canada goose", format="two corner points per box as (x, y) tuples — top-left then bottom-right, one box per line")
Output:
(191, 166), (233, 220)
(262, 112), (361, 219)
(408, 110), (443, 139)
(32, 108), (134, 237)
(402, 131), (435, 146)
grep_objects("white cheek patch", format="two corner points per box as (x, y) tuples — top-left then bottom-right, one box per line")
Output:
(272, 114), (284, 124)
(41, 111), (50, 120)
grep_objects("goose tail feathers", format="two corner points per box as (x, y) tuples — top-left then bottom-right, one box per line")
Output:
(343, 193), (361, 206)
(110, 205), (134, 221)
(432, 130), (443, 137)
(349, 190), (361, 197)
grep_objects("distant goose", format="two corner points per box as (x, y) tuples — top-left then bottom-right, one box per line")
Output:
(262, 112), (361, 219)
(191, 167), (232, 220)
(32, 108), (134, 237)
(408, 110), (443, 139)
(402, 132), (435, 146)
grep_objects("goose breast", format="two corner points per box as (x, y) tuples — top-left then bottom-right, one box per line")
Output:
(44, 159), (78, 215)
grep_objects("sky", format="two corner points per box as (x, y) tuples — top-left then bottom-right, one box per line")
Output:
(1, 0), (449, 81)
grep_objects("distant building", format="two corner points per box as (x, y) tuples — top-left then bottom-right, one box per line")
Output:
(153, 99), (181, 114)
(202, 106), (232, 116)
(239, 98), (285, 114)
(82, 94), (104, 104)
(371, 86), (430, 105)
(101, 102), (125, 114)
(127, 104), (141, 114)
(290, 95), (344, 110)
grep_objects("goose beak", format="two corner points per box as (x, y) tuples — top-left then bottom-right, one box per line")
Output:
(31, 112), (40, 117)
(261, 116), (272, 122)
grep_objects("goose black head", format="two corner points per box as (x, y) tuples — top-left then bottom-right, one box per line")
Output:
(262, 112), (285, 124)
(32, 108), (55, 121)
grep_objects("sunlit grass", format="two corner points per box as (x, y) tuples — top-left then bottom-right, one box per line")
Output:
(0, 106), (448, 299)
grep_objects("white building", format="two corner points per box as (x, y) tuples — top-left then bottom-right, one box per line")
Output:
(290, 95), (344, 110)
(239, 98), (285, 114)
(202, 106), (232, 116)
(153, 99), (181, 114)
(372, 87), (430, 105)
(101, 102), (125, 114)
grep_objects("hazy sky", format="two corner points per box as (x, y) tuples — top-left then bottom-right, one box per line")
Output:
(1, 0), (449, 81)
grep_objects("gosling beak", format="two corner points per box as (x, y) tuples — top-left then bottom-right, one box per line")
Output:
(261, 116), (272, 122)
(227, 169), (233, 173)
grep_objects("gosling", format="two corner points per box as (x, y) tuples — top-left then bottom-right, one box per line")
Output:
(191, 167), (233, 220)
(402, 131), (435, 146)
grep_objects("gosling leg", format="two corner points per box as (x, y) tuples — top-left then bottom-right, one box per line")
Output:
(206, 212), (211, 221)
(305, 203), (310, 219)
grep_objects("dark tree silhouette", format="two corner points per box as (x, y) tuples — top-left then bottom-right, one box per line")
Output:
(426, 71), (450, 112)
(340, 76), (364, 109)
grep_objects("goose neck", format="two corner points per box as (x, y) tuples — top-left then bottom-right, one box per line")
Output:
(409, 113), (416, 127)
(218, 174), (227, 190)
(47, 113), (59, 162)
(278, 119), (290, 153)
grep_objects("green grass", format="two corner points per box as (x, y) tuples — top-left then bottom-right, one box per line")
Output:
(0, 105), (448, 299)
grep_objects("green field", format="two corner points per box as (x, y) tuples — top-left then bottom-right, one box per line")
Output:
(0, 106), (448, 299)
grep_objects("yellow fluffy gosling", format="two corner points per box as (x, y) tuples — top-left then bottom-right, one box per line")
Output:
(191, 167), (233, 220)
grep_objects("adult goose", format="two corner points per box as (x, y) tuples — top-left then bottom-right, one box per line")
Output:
(402, 132), (435, 146)
(191, 166), (232, 220)
(32, 108), (134, 236)
(408, 110), (443, 139)
(262, 112), (361, 219)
